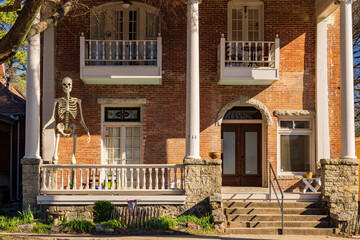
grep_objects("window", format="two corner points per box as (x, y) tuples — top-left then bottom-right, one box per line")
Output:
(278, 119), (313, 174)
(228, 0), (263, 41)
(102, 106), (142, 165)
(90, 2), (160, 40)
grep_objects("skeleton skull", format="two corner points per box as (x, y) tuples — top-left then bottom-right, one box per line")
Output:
(62, 77), (72, 94)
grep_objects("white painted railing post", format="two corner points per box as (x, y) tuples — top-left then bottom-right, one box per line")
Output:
(157, 34), (162, 71)
(220, 35), (226, 71)
(80, 33), (85, 76)
(275, 35), (280, 70)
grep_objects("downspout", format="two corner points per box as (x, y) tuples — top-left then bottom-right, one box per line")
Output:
(16, 119), (20, 200)
(9, 125), (13, 201)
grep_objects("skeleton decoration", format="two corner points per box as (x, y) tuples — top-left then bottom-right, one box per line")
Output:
(43, 77), (91, 164)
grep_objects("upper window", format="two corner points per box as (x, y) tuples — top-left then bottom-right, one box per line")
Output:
(228, 0), (264, 41)
(90, 2), (160, 40)
(278, 119), (312, 174)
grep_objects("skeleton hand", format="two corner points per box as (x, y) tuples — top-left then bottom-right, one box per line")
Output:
(87, 133), (91, 143)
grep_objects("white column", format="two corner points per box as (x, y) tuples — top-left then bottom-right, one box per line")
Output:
(42, 28), (56, 162)
(340, 0), (356, 159)
(24, 13), (41, 159)
(185, 0), (201, 159)
(316, 18), (330, 162)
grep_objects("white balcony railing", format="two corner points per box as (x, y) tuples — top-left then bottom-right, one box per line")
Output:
(40, 164), (184, 194)
(80, 33), (162, 84)
(218, 34), (280, 85)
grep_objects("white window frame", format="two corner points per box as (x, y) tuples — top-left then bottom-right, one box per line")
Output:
(227, 0), (264, 41)
(101, 104), (143, 166)
(277, 117), (315, 175)
(90, 2), (160, 40)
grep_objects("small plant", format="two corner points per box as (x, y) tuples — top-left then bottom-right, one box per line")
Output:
(18, 206), (34, 224)
(147, 216), (178, 229)
(32, 222), (51, 233)
(93, 200), (115, 223)
(62, 218), (94, 233)
(176, 214), (213, 231)
(100, 219), (123, 230)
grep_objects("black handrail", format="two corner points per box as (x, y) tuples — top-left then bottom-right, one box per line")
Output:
(269, 162), (284, 234)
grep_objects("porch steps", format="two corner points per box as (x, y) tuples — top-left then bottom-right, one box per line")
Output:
(222, 192), (321, 202)
(224, 201), (333, 235)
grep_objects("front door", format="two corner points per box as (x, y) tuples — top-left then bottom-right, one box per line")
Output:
(221, 124), (262, 187)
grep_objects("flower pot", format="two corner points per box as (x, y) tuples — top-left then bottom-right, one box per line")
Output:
(209, 152), (221, 159)
(305, 172), (313, 178)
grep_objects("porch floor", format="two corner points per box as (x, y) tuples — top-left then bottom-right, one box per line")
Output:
(221, 187), (320, 202)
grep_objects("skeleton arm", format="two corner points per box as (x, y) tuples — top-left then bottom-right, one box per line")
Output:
(42, 99), (58, 135)
(77, 99), (91, 143)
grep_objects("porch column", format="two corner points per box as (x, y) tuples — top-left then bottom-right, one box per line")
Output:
(24, 13), (41, 160)
(339, 0), (356, 159)
(22, 13), (41, 210)
(185, 0), (201, 159)
(316, 18), (330, 163)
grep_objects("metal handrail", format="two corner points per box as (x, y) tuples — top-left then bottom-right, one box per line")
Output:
(269, 162), (284, 234)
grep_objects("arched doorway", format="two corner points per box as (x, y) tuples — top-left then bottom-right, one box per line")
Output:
(216, 96), (272, 187)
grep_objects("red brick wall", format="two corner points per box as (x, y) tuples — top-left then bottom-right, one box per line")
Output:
(46, 0), (341, 191)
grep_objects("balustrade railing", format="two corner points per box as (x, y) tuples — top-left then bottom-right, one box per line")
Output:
(220, 35), (280, 68)
(81, 35), (161, 66)
(40, 164), (184, 194)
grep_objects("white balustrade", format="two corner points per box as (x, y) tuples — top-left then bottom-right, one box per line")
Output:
(220, 36), (280, 68)
(84, 39), (159, 66)
(39, 164), (184, 194)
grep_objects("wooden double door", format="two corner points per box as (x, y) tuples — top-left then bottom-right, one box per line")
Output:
(221, 124), (262, 187)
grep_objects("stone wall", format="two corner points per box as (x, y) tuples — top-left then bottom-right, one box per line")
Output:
(321, 158), (359, 227)
(21, 158), (42, 211)
(183, 158), (222, 216)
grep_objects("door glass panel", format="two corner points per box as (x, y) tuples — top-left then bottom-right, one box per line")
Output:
(232, 9), (243, 41)
(223, 132), (236, 175)
(125, 127), (141, 164)
(105, 127), (121, 164)
(245, 132), (258, 175)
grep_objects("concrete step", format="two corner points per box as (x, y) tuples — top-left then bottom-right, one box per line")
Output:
(225, 208), (326, 215)
(224, 201), (323, 208)
(227, 227), (334, 235)
(229, 221), (331, 228)
(222, 193), (320, 202)
(227, 214), (329, 222)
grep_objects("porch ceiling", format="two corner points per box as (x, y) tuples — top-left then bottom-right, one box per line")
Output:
(316, 0), (339, 19)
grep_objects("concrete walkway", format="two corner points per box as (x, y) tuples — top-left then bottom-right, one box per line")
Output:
(0, 233), (351, 240)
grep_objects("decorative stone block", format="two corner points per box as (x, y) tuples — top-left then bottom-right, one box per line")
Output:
(21, 157), (42, 211)
(320, 158), (359, 228)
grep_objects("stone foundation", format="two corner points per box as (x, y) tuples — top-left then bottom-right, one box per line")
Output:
(183, 158), (222, 216)
(321, 158), (359, 227)
(21, 158), (42, 211)
(45, 204), (187, 221)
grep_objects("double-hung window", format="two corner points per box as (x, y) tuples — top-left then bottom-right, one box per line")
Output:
(278, 119), (313, 174)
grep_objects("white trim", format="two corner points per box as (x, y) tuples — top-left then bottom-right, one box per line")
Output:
(277, 118), (315, 176)
(37, 195), (186, 205)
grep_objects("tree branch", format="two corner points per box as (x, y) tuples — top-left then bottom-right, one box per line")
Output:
(27, 0), (78, 39)
(0, 0), (22, 12)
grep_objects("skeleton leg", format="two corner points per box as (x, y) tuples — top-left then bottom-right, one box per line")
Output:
(71, 134), (77, 164)
(53, 133), (60, 164)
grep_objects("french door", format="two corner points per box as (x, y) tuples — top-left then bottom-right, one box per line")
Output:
(222, 124), (262, 187)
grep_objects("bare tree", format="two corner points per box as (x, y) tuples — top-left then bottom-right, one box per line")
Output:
(353, 1), (360, 135)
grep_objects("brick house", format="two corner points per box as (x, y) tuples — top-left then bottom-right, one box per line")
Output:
(22, 0), (358, 233)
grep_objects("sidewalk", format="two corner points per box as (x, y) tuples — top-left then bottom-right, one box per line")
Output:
(0, 233), (350, 240)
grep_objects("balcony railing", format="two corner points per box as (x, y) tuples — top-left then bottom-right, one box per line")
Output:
(218, 35), (280, 85)
(40, 164), (184, 195)
(80, 33), (162, 84)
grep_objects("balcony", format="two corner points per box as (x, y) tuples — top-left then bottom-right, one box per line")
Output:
(80, 34), (162, 85)
(218, 35), (280, 85)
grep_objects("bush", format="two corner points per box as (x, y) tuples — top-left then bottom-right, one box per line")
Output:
(62, 218), (94, 233)
(100, 219), (123, 230)
(32, 223), (51, 233)
(176, 215), (213, 231)
(93, 201), (115, 223)
(147, 216), (178, 229)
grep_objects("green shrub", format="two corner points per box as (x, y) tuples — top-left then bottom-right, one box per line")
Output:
(32, 223), (51, 233)
(93, 201), (115, 223)
(62, 218), (94, 233)
(147, 216), (178, 229)
(18, 206), (34, 224)
(100, 219), (123, 230)
(176, 215), (213, 231)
